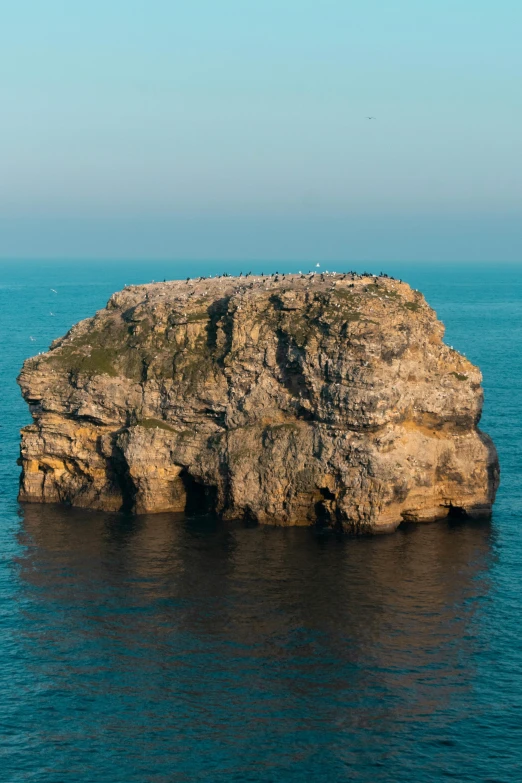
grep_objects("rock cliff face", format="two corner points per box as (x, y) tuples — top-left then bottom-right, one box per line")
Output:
(18, 272), (499, 533)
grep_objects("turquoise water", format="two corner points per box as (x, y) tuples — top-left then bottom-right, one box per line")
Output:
(1, 260), (521, 782)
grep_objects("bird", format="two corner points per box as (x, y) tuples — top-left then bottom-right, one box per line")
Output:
(49, 312), (55, 316)
(316, 263), (320, 268)
(366, 116), (376, 120)
(50, 288), (57, 293)
(29, 336), (35, 342)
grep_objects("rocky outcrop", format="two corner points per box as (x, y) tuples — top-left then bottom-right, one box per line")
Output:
(17, 272), (499, 533)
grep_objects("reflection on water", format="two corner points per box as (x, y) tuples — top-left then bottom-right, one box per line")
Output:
(10, 504), (497, 782)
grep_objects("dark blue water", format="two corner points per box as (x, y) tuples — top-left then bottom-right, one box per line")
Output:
(1, 260), (521, 782)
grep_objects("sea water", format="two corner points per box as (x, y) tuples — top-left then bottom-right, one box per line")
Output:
(0, 260), (521, 782)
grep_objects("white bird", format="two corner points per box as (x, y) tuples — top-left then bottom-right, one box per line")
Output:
(50, 288), (57, 293)
(316, 263), (320, 268)
(49, 312), (55, 316)
(29, 336), (35, 341)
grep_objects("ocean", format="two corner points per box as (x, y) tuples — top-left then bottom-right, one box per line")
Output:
(1, 260), (521, 782)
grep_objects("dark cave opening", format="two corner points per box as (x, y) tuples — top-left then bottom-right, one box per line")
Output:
(180, 470), (218, 516)
(446, 504), (468, 520)
(314, 486), (337, 527)
(110, 445), (137, 513)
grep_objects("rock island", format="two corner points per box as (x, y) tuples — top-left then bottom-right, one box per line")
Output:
(18, 272), (499, 533)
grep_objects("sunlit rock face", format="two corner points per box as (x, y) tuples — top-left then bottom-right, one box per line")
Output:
(17, 272), (499, 533)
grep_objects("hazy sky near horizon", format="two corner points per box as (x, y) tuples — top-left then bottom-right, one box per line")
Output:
(1, 0), (521, 261)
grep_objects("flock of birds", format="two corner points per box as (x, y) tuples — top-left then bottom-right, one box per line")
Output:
(179, 265), (400, 285)
(30, 259), (396, 344)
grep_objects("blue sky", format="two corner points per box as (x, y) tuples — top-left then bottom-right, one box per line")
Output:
(1, 0), (521, 261)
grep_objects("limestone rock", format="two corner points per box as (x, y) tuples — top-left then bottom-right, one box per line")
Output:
(17, 272), (499, 533)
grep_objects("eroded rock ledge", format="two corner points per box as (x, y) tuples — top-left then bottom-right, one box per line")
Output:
(18, 272), (499, 533)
